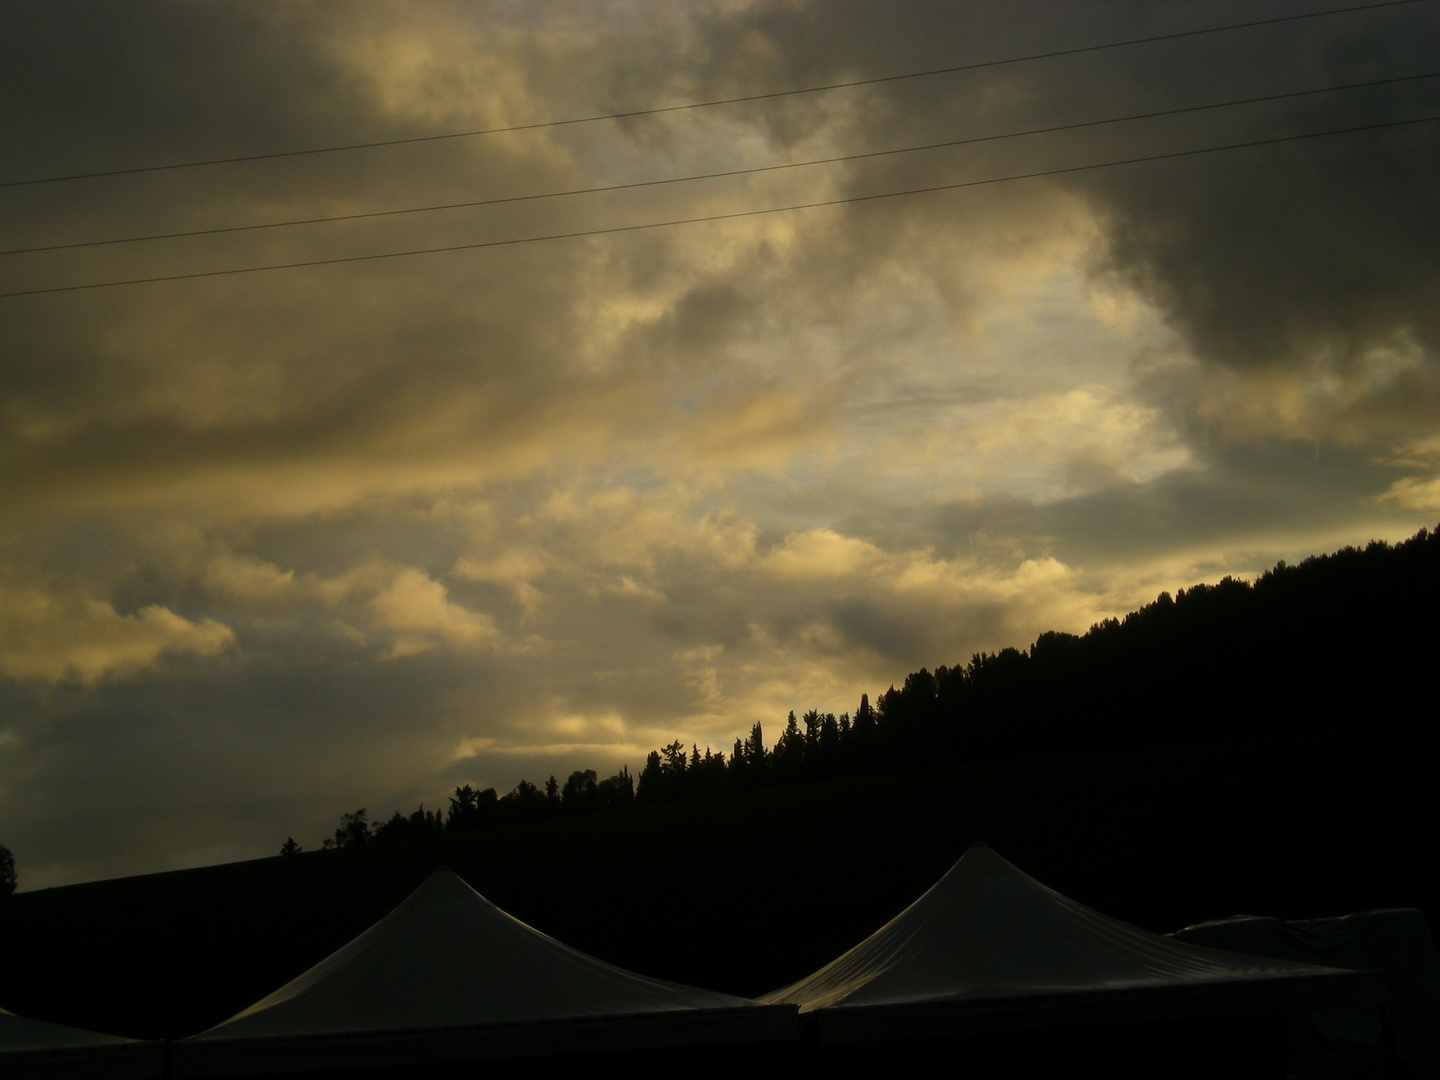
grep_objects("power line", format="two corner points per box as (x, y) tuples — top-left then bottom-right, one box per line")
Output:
(6, 69), (1435, 258)
(0, 0), (1427, 190)
(4, 111), (1434, 301)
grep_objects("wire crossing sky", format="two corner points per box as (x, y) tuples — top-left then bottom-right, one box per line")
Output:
(4, 68), (1436, 259)
(0, 0), (1426, 188)
(5, 112), (1438, 299)
(1, 0), (1437, 890)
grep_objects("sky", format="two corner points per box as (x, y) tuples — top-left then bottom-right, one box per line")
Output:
(2, 0), (1438, 889)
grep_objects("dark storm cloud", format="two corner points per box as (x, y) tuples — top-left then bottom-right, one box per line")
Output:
(0, 5), (350, 182)
(1073, 14), (1440, 375)
(679, 0), (1440, 377)
(7, 1), (1436, 384)
(826, 594), (948, 663)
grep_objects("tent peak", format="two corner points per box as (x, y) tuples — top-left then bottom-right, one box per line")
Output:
(761, 842), (1376, 1024)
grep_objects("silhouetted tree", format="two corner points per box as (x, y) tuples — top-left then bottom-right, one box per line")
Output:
(728, 736), (749, 788)
(814, 712), (841, 777)
(743, 721), (767, 784)
(596, 766), (634, 810)
(691, 746), (726, 797)
(498, 779), (546, 823)
(371, 804), (443, 842)
(279, 837), (302, 857)
(802, 709), (821, 757)
(851, 693), (876, 768)
(295, 527), (1440, 854)
(562, 769), (599, 814)
(636, 750), (665, 805)
(689, 744), (705, 796)
(447, 785), (486, 833)
(545, 775), (561, 815)
(323, 809), (370, 849)
(638, 740), (688, 803)
(409, 804), (444, 834)
(662, 740), (687, 778)
(0, 842), (15, 897)
(892, 667), (938, 754)
(774, 711), (806, 782)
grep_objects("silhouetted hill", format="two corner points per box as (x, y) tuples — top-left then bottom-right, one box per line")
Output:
(0, 724), (1433, 1039)
(2, 529), (1436, 1039)
(630, 526), (1440, 801)
(299, 527), (1440, 852)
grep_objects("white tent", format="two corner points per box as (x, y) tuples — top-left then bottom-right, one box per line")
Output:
(172, 867), (796, 1076)
(1175, 909), (1440, 1078)
(0, 1006), (163, 1079)
(761, 843), (1380, 1044)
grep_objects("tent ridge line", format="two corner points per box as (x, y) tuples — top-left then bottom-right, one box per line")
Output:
(186, 1001), (799, 1047)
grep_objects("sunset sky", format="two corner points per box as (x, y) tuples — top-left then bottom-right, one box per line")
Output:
(2, 0), (1438, 889)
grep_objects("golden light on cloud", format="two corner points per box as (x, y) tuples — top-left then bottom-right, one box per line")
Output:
(0, 587), (234, 684)
(1378, 436), (1440, 513)
(2, 0), (1437, 887)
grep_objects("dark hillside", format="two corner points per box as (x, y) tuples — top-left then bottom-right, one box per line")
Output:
(0, 721), (1432, 1040)
(826, 528), (1440, 767)
(619, 529), (1440, 810)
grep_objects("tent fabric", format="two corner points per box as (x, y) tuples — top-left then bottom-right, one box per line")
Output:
(173, 868), (795, 1076)
(761, 843), (1380, 1043)
(1174, 909), (1440, 1079)
(0, 1007), (164, 1079)
(1, 1007), (134, 1052)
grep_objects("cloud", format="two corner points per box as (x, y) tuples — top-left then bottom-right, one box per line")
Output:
(677, 0), (1440, 444)
(361, 565), (500, 659)
(200, 551), (501, 660)
(2, 1), (1437, 887)
(0, 586), (234, 684)
(1378, 435), (1440, 513)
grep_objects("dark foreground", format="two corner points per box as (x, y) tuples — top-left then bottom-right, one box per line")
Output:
(0, 721), (1434, 1046)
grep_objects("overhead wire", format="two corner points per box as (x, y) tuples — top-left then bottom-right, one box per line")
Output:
(3, 111), (1435, 300)
(0, 0), (1427, 189)
(4, 68), (1436, 258)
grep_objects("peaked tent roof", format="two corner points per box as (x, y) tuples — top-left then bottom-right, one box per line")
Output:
(173, 867), (795, 1076)
(1, 1007), (163, 1079)
(761, 843), (1380, 1043)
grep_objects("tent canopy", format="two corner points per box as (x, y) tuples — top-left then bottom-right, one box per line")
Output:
(1, 1007), (162, 1079)
(1, 1008), (133, 1053)
(175, 867), (794, 1075)
(761, 843), (1380, 1042)
(1175, 909), (1440, 1078)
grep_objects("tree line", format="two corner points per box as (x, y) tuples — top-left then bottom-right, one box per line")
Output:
(282, 767), (635, 854)
(290, 525), (1439, 853)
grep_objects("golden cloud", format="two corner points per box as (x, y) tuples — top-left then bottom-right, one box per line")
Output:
(0, 586), (234, 684)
